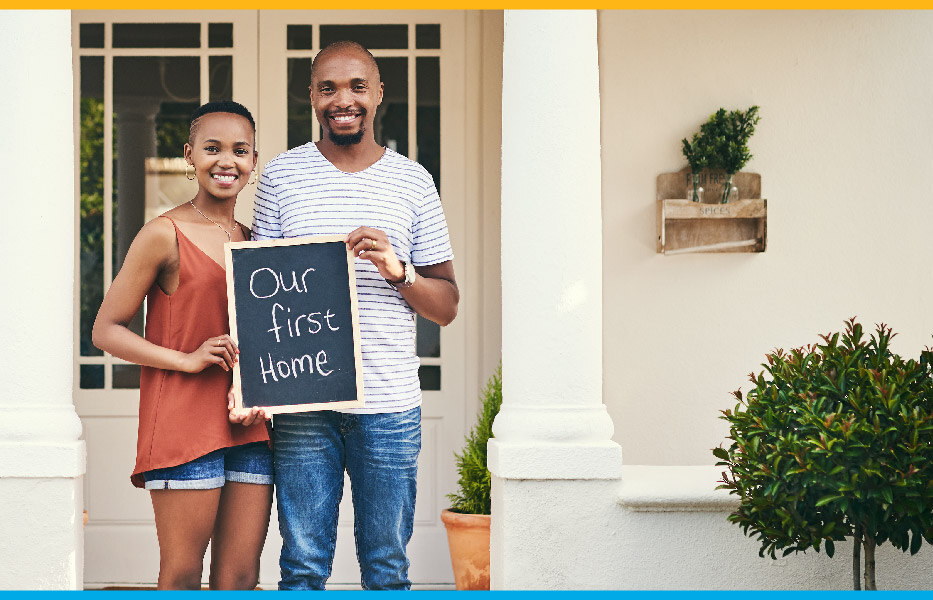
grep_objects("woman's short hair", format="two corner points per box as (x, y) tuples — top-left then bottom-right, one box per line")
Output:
(189, 100), (256, 142)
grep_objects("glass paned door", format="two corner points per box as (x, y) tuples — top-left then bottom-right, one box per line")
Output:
(75, 12), (258, 396)
(263, 14), (448, 394)
(257, 10), (467, 587)
(73, 11), (259, 586)
(75, 10), (467, 589)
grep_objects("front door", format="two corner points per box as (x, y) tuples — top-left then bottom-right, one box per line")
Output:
(73, 10), (467, 588)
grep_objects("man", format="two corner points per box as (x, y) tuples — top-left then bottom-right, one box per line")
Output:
(252, 41), (459, 590)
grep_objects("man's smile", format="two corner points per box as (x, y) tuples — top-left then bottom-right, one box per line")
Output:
(327, 110), (365, 125)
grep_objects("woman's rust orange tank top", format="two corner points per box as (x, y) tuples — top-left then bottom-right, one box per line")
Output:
(131, 217), (269, 488)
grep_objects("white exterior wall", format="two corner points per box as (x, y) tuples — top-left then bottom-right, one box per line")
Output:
(592, 11), (933, 589)
(492, 465), (933, 589)
(492, 10), (933, 590)
(609, 467), (933, 589)
(0, 10), (85, 590)
(600, 10), (933, 465)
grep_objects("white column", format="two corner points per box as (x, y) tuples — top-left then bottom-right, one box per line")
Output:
(0, 10), (85, 590)
(488, 10), (622, 589)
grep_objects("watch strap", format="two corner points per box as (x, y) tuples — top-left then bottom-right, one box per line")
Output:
(387, 261), (416, 289)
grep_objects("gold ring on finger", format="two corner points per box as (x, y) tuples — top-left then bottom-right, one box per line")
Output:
(371, 239), (377, 251)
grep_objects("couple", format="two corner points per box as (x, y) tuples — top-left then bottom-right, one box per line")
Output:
(92, 41), (459, 591)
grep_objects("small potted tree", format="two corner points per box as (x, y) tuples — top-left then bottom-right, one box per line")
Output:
(715, 318), (933, 589)
(441, 364), (501, 590)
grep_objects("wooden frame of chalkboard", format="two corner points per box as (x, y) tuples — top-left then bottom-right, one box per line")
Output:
(224, 235), (365, 414)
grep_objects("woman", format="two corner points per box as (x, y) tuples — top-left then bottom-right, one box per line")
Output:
(93, 100), (271, 590)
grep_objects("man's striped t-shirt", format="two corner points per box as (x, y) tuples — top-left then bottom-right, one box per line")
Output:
(252, 142), (454, 414)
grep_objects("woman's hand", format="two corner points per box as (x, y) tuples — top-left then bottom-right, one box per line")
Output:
(181, 334), (239, 373)
(227, 387), (270, 426)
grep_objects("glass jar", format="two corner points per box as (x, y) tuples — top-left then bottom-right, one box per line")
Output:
(721, 174), (738, 204)
(687, 172), (704, 203)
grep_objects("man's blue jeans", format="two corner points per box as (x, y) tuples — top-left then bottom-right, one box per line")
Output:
(272, 407), (421, 590)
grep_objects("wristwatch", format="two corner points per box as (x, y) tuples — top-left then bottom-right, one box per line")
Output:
(386, 260), (417, 289)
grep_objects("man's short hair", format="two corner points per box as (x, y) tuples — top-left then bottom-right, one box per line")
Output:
(189, 100), (256, 142)
(310, 41), (381, 83)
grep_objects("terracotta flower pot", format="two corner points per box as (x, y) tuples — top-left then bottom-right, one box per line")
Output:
(440, 509), (491, 590)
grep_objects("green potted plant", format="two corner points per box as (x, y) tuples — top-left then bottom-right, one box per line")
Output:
(714, 318), (933, 590)
(441, 364), (502, 590)
(682, 105), (760, 204)
(681, 130), (709, 203)
(703, 105), (760, 203)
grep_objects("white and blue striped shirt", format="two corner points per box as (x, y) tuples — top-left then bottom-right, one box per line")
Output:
(252, 142), (453, 414)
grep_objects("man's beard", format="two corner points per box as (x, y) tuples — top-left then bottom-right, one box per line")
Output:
(329, 128), (365, 146)
(325, 109), (367, 146)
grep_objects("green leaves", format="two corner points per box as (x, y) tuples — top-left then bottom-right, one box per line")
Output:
(681, 132), (709, 172)
(713, 318), (933, 585)
(447, 364), (502, 515)
(681, 105), (761, 176)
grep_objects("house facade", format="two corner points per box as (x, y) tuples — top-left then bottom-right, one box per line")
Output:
(3, 8), (933, 590)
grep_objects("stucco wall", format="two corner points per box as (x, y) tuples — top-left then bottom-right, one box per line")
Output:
(494, 467), (933, 590)
(599, 10), (933, 465)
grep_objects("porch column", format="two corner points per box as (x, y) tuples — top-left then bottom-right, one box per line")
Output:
(0, 11), (86, 589)
(489, 10), (622, 589)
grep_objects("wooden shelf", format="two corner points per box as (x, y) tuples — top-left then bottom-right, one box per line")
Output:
(656, 169), (767, 255)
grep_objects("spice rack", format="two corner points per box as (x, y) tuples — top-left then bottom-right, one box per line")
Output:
(656, 168), (767, 255)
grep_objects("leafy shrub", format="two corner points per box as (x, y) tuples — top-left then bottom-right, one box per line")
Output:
(715, 318), (933, 589)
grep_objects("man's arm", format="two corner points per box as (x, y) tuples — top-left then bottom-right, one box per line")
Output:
(403, 260), (458, 326)
(346, 227), (459, 326)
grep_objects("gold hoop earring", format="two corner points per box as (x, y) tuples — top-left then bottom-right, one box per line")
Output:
(249, 170), (258, 185)
(185, 163), (195, 181)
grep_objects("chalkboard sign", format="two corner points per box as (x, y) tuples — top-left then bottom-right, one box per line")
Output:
(224, 235), (364, 413)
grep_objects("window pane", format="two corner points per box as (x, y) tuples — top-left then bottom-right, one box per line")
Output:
(208, 23), (233, 48)
(416, 315), (440, 358)
(374, 57), (407, 157)
(113, 23), (200, 48)
(415, 24), (440, 49)
(80, 365), (105, 390)
(418, 366), (441, 391)
(209, 55), (233, 101)
(416, 57), (440, 187)
(287, 58), (313, 150)
(80, 56), (105, 357)
(156, 101), (198, 159)
(320, 24), (407, 50)
(287, 25), (314, 50)
(113, 365), (141, 389)
(114, 57), (199, 338)
(79, 23), (104, 49)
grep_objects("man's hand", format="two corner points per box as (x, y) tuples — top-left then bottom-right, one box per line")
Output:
(346, 226), (404, 282)
(346, 226), (459, 326)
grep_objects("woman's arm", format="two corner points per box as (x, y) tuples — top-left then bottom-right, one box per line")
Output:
(91, 218), (238, 373)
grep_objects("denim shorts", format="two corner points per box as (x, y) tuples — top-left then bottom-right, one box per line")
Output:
(142, 442), (273, 490)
